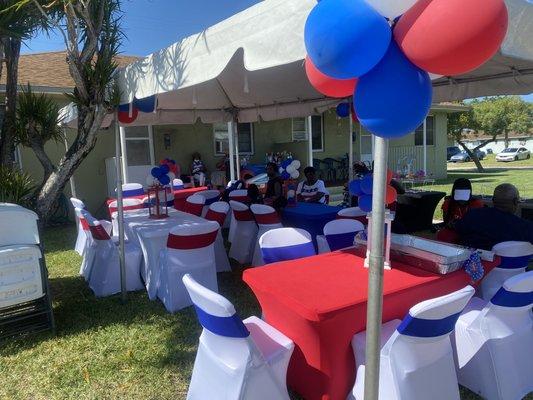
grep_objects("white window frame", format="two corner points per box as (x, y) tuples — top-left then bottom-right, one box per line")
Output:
(292, 115), (324, 152)
(213, 122), (254, 156)
(414, 115), (435, 147)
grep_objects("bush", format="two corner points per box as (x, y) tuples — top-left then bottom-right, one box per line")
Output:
(0, 166), (35, 207)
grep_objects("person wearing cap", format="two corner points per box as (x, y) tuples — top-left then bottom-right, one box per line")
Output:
(436, 178), (484, 243)
(297, 166), (329, 204)
(455, 183), (533, 250)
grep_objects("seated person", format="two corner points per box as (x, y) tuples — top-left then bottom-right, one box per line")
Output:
(191, 152), (207, 186)
(436, 178), (484, 243)
(455, 183), (533, 250)
(264, 162), (287, 210)
(247, 184), (262, 205)
(297, 166), (328, 204)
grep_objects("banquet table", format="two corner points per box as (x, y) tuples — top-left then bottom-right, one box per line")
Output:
(116, 208), (211, 299)
(172, 186), (208, 210)
(281, 202), (342, 243)
(243, 248), (498, 400)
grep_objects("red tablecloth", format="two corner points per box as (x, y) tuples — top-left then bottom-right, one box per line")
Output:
(243, 249), (498, 400)
(172, 186), (208, 210)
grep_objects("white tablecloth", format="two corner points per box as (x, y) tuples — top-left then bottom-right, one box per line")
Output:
(114, 208), (212, 299)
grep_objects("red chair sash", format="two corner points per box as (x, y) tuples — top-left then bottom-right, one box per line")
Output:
(254, 212), (280, 225)
(205, 209), (227, 227)
(89, 224), (111, 241)
(80, 217), (90, 231)
(229, 195), (250, 204)
(184, 202), (204, 216)
(233, 208), (254, 222)
(167, 230), (218, 249)
(109, 203), (144, 214)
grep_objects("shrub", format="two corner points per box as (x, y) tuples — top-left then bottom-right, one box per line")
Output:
(0, 166), (35, 207)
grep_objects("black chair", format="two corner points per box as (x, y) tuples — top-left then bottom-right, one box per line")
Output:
(393, 191), (446, 233)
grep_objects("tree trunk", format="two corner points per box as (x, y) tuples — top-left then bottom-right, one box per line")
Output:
(458, 141), (485, 173)
(28, 133), (56, 186)
(504, 130), (509, 148)
(0, 37), (21, 168)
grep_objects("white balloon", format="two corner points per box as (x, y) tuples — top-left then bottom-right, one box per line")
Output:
(287, 189), (296, 198)
(291, 160), (301, 170)
(290, 170), (300, 179)
(278, 166), (284, 174)
(286, 165), (296, 174)
(366, 0), (418, 20)
(168, 172), (176, 181)
(429, 73), (444, 81)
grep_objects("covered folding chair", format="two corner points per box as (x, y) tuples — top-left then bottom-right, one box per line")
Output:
(259, 228), (315, 265)
(205, 201), (232, 272)
(182, 274), (294, 400)
(350, 285), (475, 400)
(157, 221), (219, 313)
(452, 271), (533, 400)
(75, 208), (97, 280)
(172, 178), (184, 190)
(316, 219), (364, 254)
(120, 182), (144, 197)
(251, 204), (283, 266)
(197, 189), (221, 217)
(183, 194), (206, 217)
(228, 201), (258, 265)
(70, 197), (112, 255)
(109, 198), (144, 233)
(228, 189), (250, 240)
(82, 210), (144, 297)
(336, 207), (368, 225)
(481, 241), (533, 301)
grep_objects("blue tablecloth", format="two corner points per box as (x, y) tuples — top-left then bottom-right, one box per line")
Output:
(282, 202), (342, 242)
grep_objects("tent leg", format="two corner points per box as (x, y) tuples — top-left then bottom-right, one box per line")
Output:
(348, 113), (354, 182)
(235, 123), (241, 180)
(307, 116), (313, 168)
(363, 136), (388, 400)
(423, 117), (427, 175)
(62, 128), (77, 198)
(228, 121), (235, 181)
(115, 117), (127, 303)
(119, 126), (129, 183)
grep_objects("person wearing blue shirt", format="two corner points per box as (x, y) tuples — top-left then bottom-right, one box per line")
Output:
(455, 183), (533, 250)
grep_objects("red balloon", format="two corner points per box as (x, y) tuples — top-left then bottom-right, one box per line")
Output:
(118, 107), (139, 124)
(305, 56), (358, 98)
(394, 0), (508, 76)
(385, 185), (397, 205)
(386, 169), (393, 183)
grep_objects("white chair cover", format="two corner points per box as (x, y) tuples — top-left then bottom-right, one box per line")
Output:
(259, 227), (315, 265)
(75, 208), (96, 280)
(82, 210), (144, 297)
(157, 221), (219, 313)
(350, 285), (475, 400)
(183, 194), (206, 217)
(109, 198), (145, 234)
(337, 207), (368, 225)
(316, 219), (364, 254)
(120, 182), (144, 197)
(70, 197), (87, 255)
(250, 204), (283, 266)
(481, 241), (533, 301)
(172, 178), (184, 190)
(453, 271), (533, 400)
(197, 189), (222, 217)
(228, 190), (249, 241)
(205, 202), (232, 272)
(228, 201), (258, 265)
(182, 274), (294, 400)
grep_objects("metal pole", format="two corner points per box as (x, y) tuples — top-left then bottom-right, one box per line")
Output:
(62, 128), (77, 198)
(363, 136), (389, 400)
(235, 122), (241, 180)
(348, 113), (354, 181)
(307, 116), (313, 167)
(228, 121), (236, 181)
(423, 117), (427, 174)
(119, 126), (129, 183)
(115, 115), (127, 303)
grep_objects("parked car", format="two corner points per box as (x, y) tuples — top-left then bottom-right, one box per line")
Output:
(450, 150), (486, 163)
(495, 147), (531, 162)
(447, 146), (461, 160)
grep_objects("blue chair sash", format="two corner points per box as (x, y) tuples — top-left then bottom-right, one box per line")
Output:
(204, 196), (220, 206)
(326, 231), (356, 252)
(491, 287), (533, 308)
(123, 188), (145, 197)
(497, 255), (532, 269)
(261, 241), (316, 264)
(173, 184), (184, 190)
(193, 305), (249, 338)
(397, 311), (462, 338)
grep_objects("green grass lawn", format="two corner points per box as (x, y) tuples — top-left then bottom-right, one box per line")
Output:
(1, 225), (531, 399)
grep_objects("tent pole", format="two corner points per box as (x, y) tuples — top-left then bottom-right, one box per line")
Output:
(62, 127), (77, 198)
(423, 117), (427, 175)
(114, 114), (127, 303)
(228, 121), (236, 181)
(307, 116), (313, 167)
(235, 122), (241, 180)
(119, 126), (129, 183)
(363, 136), (388, 400)
(348, 113), (354, 182)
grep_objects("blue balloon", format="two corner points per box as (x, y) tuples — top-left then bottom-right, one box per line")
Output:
(336, 103), (350, 118)
(151, 167), (162, 178)
(349, 179), (363, 196)
(281, 159), (292, 169)
(281, 171), (291, 180)
(159, 164), (170, 174)
(158, 174), (170, 186)
(360, 174), (373, 195)
(304, 0), (391, 79)
(358, 194), (373, 212)
(354, 41), (432, 138)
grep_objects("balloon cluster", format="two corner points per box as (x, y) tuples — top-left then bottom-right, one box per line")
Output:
(305, 0), (508, 139)
(336, 103), (350, 118)
(349, 171), (397, 212)
(279, 159), (301, 181)
(150, 159), (177, 186)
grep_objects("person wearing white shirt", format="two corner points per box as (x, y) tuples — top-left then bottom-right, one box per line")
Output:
(297, 166), (329, 204)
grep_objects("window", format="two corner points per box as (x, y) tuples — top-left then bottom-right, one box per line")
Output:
(213, 122), (254, 156)
(291, 115), (324, 152)
(124, 126), (152, 166)
(415, 116), (435, 146)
